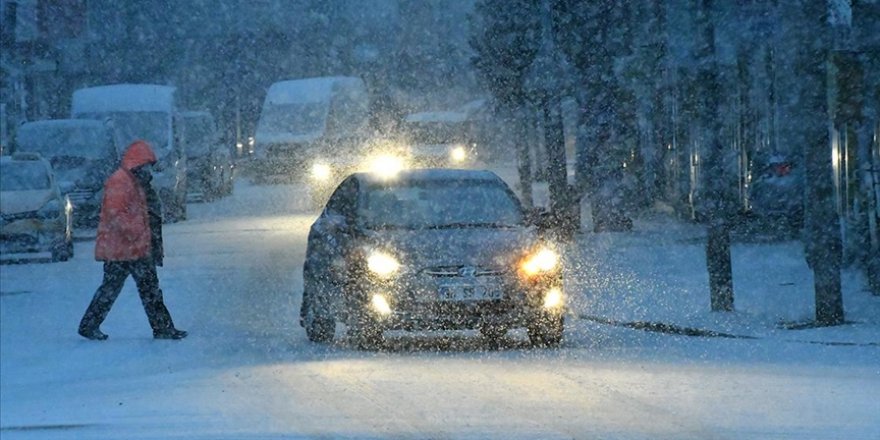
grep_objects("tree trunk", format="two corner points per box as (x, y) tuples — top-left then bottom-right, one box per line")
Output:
(545, 96), (567, 215)
(695, 0), (735, 312)
(544, 96), (578, 239)
(799, 0), (844, 325)
(515, 105), (535, 210)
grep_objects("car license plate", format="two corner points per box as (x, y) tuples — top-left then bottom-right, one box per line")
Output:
(437, 283), (502, 302)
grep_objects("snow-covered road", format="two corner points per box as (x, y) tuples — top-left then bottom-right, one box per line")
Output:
(2, 173), (878, 439)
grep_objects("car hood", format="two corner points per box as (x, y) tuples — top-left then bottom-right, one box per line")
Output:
(361, 226), (538, 271)
(0, 190), (55, 215)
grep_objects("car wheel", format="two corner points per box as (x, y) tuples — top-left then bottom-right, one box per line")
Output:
(51, 238), (73, 262)
(527, 313), (564, 348)
(301, 288), (335, 343)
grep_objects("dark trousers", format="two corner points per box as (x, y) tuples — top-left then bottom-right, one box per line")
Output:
(79, 259), (174, 332)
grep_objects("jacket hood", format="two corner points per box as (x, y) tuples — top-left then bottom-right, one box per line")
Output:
(121, 140), (157, 171)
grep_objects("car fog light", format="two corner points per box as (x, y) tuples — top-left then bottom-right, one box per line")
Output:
(543, 287), (564, 310)
(450, 146), (467, 163)
(371, 294), (392, 316)
(311, 163), (332, 181)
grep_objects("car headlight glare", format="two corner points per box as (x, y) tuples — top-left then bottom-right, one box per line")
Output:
(520, 247), (560, 277)
(367, 251), (400, 278)
(311, 163), (332, 181)
(450, 146), (467, 162)
(368, 154), (405, 179)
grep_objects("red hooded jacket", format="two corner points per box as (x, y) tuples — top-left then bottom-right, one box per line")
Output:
(94, 140), (158, 261)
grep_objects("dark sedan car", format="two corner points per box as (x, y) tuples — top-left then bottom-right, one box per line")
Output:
(300, 169), (565, 348)
(749, 153), (804, 231)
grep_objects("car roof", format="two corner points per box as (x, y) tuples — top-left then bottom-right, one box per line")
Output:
(352, 168), (504, 186)
(19, 119), (106, 130)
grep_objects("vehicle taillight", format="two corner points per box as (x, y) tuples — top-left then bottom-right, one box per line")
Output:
(773, 163), (791, 177)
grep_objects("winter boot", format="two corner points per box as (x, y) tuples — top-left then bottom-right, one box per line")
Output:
(153, 328), (187, 340)
(78, 327), (109, 341)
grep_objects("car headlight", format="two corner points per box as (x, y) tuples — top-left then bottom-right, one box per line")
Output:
(37, 199), (62, 220)
(311, 163), (332, 181)
(450, 145), (467, 163)
(367, 251), (400, 278)
(519, 247), (560, 277)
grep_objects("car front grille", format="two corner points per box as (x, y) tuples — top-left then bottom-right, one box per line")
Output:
(422, 265), (508, 278)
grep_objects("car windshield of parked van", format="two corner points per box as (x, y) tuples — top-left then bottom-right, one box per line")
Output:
(78, 111), (169, 156)
(360, 179), (522, 230)
(17, 125), (111, 160)
(259, 102), (328, 136)
(0, 162), (51, 191)
(405, 122), (467, 145)
(183, 116), (214, 156)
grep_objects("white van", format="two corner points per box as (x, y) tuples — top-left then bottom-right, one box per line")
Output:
(71, 84), (188, 222)
(254, 76), (370, 179)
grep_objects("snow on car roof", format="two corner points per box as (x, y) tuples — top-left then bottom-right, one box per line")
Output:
(19, 119), (106, 131)
(354, 168), (502, 185)
(404, 110), (469, 124)
(266, 76), (363, 104)
(71, 84), (176, 114)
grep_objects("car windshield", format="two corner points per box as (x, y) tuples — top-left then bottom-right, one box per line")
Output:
(405, 122), (467, 145)
(77, 111), (169, 156)
(16, 125), (112, 160)
(0, 162), (51, 191)
(258, 102), (328, 136)
(360, 179), (523, 229)
(183, 116), (214, 156)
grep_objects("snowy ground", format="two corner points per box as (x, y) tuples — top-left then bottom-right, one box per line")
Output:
(1, 164), (878, 439)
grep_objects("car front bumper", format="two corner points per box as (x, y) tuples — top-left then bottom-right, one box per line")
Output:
(346, 273), (563, 331)
(0, 216), (68, 254)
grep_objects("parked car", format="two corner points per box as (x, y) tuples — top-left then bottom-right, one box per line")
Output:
(14, 119), (119, 227)
(254, 76), (370, 181)
(402, 110), (478, 168)
(72, 84), (188, 222)
(300, 169), (565, 348)
(748, 153), (804, 230)
(180, 111), (234, 201)
(0, 153), (74, 262)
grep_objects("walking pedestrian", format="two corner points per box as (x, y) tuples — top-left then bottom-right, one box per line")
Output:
(78, 140), (187, 340)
